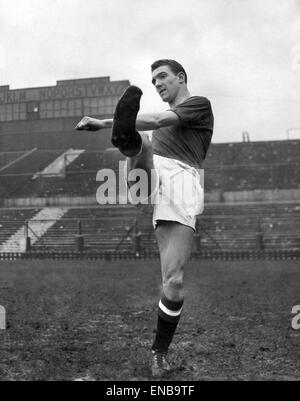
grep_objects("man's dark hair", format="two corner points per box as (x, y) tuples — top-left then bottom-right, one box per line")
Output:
(151, 59), (188, 83)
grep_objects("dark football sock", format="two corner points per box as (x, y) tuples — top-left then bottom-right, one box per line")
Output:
(152, 294), (184, 353)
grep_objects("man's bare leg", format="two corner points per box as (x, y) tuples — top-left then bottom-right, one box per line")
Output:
(151, 221), (194, 377)
(125, 132), (158, 202)
(155, 221), (194, 300)
(126, 132), (153, 174)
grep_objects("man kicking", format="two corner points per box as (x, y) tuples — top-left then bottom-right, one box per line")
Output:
(76, 59), (214, 378)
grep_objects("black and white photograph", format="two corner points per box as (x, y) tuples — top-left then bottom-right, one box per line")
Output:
(0, 0), (299, 384)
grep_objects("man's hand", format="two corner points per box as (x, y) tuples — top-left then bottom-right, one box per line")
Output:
(75, 116), (104, 131)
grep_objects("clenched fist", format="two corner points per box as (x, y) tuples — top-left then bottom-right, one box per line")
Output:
(75, 116), (103, 131)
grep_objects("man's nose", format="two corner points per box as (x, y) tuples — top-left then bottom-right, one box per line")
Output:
(155, 80), (162, 89)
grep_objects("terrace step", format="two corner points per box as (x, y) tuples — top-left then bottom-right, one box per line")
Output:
(33, 149), (85, 178)
(0, 207), (68, 252)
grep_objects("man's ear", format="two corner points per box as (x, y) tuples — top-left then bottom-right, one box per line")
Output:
(178, 72), (185, 83)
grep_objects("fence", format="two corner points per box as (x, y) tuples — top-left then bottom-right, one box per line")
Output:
(0, 249), (299, 261)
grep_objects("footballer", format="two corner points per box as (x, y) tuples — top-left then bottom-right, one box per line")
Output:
(76, 59), (214, 378)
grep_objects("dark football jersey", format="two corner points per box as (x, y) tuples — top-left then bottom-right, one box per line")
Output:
(152, 96), (214, 168)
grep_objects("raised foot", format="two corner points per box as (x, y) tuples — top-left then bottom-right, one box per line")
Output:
(111, 85), (143, 154)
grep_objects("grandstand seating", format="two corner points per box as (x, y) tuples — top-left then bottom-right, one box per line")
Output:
(0, 208), (40, 246)
(0, 149), (125, 198)
(1, 203), (297, 253)
(1, 140), (300, 198)
(0, 149), (64, 197)
(65, 150), (105, 174)
(203, 140), (300, 191)
(204, 140), (300, 165)
(1, 140), (300, 254)
(0, 151), (28, 170)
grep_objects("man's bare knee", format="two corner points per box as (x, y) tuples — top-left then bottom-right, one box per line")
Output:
(164, 275), (183, 291)
(162, 260), (184, 300)
(163, 276), (184, 301)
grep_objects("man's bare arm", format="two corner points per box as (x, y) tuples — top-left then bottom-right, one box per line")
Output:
(75, 116), (112, 131)
(75, 111), (179, 132)
(136, 111), (179, 130)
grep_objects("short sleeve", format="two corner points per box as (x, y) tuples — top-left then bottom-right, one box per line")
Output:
(169, 96), (212, 129)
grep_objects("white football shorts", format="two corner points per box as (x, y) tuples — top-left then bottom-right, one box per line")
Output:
(126, 154), (204, 231)
(151, 155), (204, 231)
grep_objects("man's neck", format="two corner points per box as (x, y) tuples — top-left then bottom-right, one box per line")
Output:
(169, 88), (191, 108)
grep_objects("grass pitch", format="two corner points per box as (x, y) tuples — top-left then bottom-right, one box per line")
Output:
(0, 259), (299, 381)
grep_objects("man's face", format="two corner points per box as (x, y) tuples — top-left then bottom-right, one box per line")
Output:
(151, 65), (182, 103)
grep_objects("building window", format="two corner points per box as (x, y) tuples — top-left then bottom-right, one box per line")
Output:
(83, 97), (109, 116)
(4, 104), (12, 121)
(19, 103), (26, 120)
(0, 103), (28, 121)
(0, 105), (5, 121)
(27, 102), (40, 120)
(13, 104), (19, 120)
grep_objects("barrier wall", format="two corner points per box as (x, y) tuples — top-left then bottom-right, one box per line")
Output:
(2, 188), (300, 207)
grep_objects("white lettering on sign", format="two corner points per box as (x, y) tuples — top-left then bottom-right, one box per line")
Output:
(0, 83), (126, 104)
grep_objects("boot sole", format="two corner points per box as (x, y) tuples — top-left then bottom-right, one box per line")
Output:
(111, 85), (143, 148)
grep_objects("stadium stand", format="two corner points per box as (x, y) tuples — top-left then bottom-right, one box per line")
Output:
(1, 140), (299, 200)
(0, 208), (40, 246)
(1, 140), (300, 256)
(0, 149), (65, 197)
(204, 140), (300, 191)
(2, 202), (294, 253)
(204, 140), (300, 165)
(0, 150), (30, 170)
